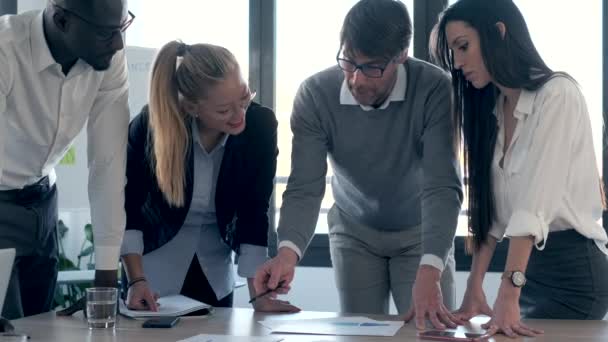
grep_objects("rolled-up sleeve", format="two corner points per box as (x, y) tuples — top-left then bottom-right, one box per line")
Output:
(236, 243), (268, 278)
(489, 221), (505, 242)
(87, 50), (130, 270)
(505, 210), (549, 248)
(504, 78), (583, 250)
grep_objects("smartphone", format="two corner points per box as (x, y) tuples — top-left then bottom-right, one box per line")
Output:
(185, 307), (214, 316)
(142, 316), (180, 328)
(418, 330), (489, 342)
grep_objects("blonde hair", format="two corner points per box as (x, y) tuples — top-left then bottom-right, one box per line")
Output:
(148, 40), (238, 206)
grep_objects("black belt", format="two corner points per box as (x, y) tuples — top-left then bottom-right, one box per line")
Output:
(0, 176), (53, 203)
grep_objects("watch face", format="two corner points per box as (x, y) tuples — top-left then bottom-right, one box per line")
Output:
(512, 271), (526, 287)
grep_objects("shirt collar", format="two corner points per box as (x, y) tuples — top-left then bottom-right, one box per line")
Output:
(339, 63), (407, 111)
(513, 88), (536, 119)
(191, 118), (229, 153)
(493, 88), (537, 120)
(30, 12), (56, 72)
(31, 11), (91, 76)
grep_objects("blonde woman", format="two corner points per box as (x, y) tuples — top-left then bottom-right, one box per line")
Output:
(120, 41), (299, 313)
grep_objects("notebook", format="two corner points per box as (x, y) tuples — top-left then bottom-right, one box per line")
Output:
(119, 294), (210, 318)
(0, 248), (16, 315)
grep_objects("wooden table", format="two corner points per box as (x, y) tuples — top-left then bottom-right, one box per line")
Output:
(11, 308), (608, 341)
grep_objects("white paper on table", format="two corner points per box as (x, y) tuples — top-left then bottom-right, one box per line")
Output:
(177, 335), (283, 342)
(119, 294), (210, 318)
(258, 316), (366, 330)
(258, 316), (404, 336)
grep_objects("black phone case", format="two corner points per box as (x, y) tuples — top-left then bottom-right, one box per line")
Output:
(142, 316), (180, 328)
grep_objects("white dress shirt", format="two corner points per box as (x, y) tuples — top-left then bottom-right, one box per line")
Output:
(490, 76), (608, 255)
(0, 11), (130, 269)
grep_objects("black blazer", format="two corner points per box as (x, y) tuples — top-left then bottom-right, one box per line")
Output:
(124, 102), (278, 255)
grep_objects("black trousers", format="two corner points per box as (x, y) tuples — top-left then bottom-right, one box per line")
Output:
(0, 178), (58, 320)
(520, 229), (608, 319)
(180, 256), (233, 309)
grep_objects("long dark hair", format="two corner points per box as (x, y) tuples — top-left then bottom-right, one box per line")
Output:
(431, 0), (555, 250)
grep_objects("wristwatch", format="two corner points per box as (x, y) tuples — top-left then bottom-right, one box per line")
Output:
(502, 270), (526, 288)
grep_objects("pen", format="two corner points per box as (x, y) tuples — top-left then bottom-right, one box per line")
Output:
(140, 299), (159, 307)
(0, 333), (30, 339)
(248, 280), (286, 304)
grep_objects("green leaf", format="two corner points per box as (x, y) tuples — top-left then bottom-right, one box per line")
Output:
(78, 245), (94, 258)
(84, 224), (94, 243)
(53, 288), (66, 309)
(58, 256), (78, 271)
(59, 146), (76, 165)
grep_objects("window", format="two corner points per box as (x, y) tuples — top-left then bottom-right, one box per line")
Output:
(126, 0), (249, 70)
(513, 0), (603, 173)
(125, 0), (249, 118)
(275, 0), (414, 234)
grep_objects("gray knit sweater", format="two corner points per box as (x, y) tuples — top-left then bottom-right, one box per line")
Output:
(278, 57), (463, 265)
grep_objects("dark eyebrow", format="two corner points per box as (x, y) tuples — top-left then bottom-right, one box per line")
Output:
(449, 35), (468, 49)
(341, 55), (387, 66)
(364, 59), (388, 66)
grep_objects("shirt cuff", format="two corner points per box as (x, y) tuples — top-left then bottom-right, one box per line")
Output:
(278, 240), (302, 260)
(237, 244), (268, 278)
(120, 230), (144, 256)
(505, 209), (549, 250)
(95, 245), (121, 270)
(489, 222), (506, 242)
(419, 254), (445, 272)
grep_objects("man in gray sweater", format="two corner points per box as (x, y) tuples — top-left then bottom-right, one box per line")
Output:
(255, 0), (463, 329)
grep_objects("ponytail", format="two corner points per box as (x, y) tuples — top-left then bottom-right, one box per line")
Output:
(149, 41), (190, 207)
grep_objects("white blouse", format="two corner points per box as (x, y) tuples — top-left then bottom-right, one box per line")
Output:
(489, 76), (608, 255)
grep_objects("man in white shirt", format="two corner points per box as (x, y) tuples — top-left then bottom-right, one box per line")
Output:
(0, 0), (132, 319)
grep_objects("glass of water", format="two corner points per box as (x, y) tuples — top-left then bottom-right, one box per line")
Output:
(86, 287), (118, 329)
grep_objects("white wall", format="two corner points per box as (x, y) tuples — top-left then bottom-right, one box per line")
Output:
(232, 268), (502, 315)
(17, 0), (43, 13)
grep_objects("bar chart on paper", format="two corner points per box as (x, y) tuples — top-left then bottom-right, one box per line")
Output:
(178, 335), (283, 342)
(258, 316), (404, 336)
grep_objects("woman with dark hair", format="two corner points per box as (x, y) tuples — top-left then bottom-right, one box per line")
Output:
(120, 40), (299, 313)
(432, 0), (608, 337)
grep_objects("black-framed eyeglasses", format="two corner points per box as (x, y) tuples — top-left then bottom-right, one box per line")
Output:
(53, 3), (135, 42)
(336, 51), (393, 78)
